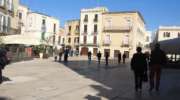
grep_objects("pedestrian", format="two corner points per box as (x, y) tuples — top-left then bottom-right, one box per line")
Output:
(88, 51), (92, 64)
(0, 48), (8, 84)
(118, 52), (121, 64)
(105, 52), (109, 66)
(123, 53), (126, 64)
(64, 48), (69, 62)
(131, 47), (147, 92)
(54, 56), (57, 61)
(59, 51), (62, 62)
(149, 43), (167, 91)
(97, 51), (102, 64)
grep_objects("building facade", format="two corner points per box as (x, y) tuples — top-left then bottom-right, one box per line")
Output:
(58, 27), (65, 46)
(155, 26), (180, 42)
(101, 12), (148, 58)
(26, 12), (60, 46)
(79, 7), (108, 55)
(0, 0), (20, 36)
(64, 20), (80, 51)
(3, 4), (60, 47)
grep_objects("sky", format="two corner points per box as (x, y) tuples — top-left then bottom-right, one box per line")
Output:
(21, 0), (180, 32)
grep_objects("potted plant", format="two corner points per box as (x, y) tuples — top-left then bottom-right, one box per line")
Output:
(38, 45), (45, 59)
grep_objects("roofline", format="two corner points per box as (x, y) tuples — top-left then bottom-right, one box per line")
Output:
(29, 11), (59, 20)
(66, 19), (80, 22)
(102, 11), (145, 24)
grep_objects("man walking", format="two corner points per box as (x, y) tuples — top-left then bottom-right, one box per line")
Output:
(88, 51), (92, 64)
(131, 47), (147, 92)
(105, 52), (109, 66)
(97, 51), (102, 64)
(149, 43), (167, 91)
(123, 53), (126, 64)
(118, 52), (121, 64)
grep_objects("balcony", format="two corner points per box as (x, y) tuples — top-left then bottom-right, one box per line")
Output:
(94, 18), (98, 22)
(81, 32), (87, 36)
(91, 32), (98, 35)
(103, 41), (111, 46)
(75, 30), (79, 35)
(80, 43), (98, 46)
(104, 26), (132, 33)
(121, 44), (130, 48)
(0, 25), (21, 36)
(84, 19), (88, 23)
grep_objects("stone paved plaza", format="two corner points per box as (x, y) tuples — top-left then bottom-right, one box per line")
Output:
(0, 56), (180, 100)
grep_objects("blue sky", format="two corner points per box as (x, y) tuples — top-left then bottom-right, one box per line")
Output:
(21, 0), (180, 32)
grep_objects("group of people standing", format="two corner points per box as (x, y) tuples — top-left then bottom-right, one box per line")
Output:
(131, 43), (167, 92)
(54, 48), (69, 63)
(87, 51), (127, 66)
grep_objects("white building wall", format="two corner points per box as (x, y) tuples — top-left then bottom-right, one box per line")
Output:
(157, 26), (180, 42)
(80, 7), (108, 54)
(26, 12), (60, 46)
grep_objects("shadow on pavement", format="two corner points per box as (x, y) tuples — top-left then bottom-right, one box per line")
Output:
(59, 58), (180, 100)
(60, 59), (133, 100)
(0, 97), (11, 100)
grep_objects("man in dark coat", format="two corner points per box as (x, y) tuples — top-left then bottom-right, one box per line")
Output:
(88, 51), (92, 64)
(131, 47), (147, 92)
(123, 53), (126, 64)
(97, 51), (102, 64)
(149, 43), (167, 91)
(105, 52), (109, 66)
(118, 52), (121, 64)
(0, 48), (8, 84)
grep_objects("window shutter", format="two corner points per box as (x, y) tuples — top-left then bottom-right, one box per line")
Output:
(7, 16), (11, 32)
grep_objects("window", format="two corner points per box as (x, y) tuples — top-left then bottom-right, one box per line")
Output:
(75, 25), (79, 31)
(19, 12), (22, 20)
(42, 19), (46, 32)
(104, 35), (111, 44)
(0, 14), (9, 33)
(163, 32), (170, 38)
(53, 24), (56, 33)
(69, 26), (71, 31)
(0, 14), (3, 32)
(93, 36), (97, 44)
(68, 38), (71, 43)
(84, 36), (87, 44)
(62, 38), (65, 44)
(94, 24), (97, 33)
(74, 38), (76, 43)
(7, 0), (13, 10)
(77, 37), (79, 43)
(84, 25), (87, 33)
(84, 15), (88, 22)
(58, 36), (61, 44)
(94, 14), (98, 22)
(42, 19), (46, 25)
(122, 35), (129, 46)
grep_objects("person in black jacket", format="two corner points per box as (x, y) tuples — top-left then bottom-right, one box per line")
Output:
(0, 48), (8, 84)
(118, 52), (121, 64)
(149, 43), (167, 91)
(105, 52), (109, 66)
(131, 47), (147, 92)
(97, 51), (102, 64)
